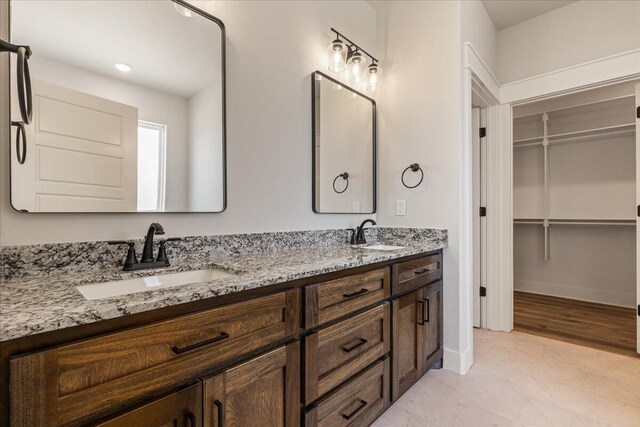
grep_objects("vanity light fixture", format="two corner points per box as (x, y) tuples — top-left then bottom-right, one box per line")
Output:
(114, 62), (132, 72)
(327, 38), (347, 73)
(326, 28), (381, 89)
(366, 62), (382, 92)
(174, 3), (195, 17)
(347, 49), (366, 83)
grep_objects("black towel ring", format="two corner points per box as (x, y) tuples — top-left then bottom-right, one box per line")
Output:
(11, 121), (27, 165)
(1, 40), (33, 125)
(333, 172), (349, 194)
(401, 163), (424, 189)
(16, 46), (33, 125)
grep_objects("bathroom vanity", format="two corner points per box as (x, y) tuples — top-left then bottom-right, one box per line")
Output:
(0, 229), (445, 426)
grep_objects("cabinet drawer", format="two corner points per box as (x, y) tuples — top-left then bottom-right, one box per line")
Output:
(10, 290), (299, 427)
(304, 268), (390, 328)
(304, 357), (390, 427)
(95, 383), (202, 427)
(392, 252), (442, 295)
(304, 303), (390, 404)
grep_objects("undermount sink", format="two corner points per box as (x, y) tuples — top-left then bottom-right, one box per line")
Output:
(357, 244), (405, 251)
(75, 268), (235, 300)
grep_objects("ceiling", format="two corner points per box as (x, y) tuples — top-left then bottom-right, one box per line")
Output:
(481, 0), (577, 30)
(11, 0), (222, 98)
(367, 1), (577, 31)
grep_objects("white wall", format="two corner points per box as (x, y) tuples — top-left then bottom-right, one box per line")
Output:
(25, 56), (191, 211)
(188, 81), (224, 212)
(497, 0), (640, 83)
(0, 0), (377, 245)
(462, 0), (497, 77)
(376, 1), (469, 373)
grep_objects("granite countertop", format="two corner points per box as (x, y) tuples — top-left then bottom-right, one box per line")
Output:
(0, 230), (446, 342)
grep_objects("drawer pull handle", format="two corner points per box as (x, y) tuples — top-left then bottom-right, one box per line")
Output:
(214, 399), (224, 427)
(415, 268), (430, 275)
(343, 288), (368, 299)
(342, 399), (368, 420)
(342, 338), (368, 353)
(423, 298), (430, 323)
(172, 332), (230, 354)
(417, 300), (425, 325)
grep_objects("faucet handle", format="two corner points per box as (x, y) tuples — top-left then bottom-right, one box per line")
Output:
(156, 238), (182, 264)
(108, 241), (138, 270)
(348, 228), (357, 245)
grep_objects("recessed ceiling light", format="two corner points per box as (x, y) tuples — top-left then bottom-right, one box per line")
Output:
(114, 62), (132, 72)
(174, 4), (194, 17)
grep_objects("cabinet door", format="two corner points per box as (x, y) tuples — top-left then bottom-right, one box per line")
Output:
(95, 383), (202, 427)
(422, 281), (443, 372)
(203, 342), (300, 427)
(391, 289), (423, 401)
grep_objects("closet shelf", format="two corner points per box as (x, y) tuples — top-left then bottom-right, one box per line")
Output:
(514, 123), (635, 149)
(514, 218), (635, 226)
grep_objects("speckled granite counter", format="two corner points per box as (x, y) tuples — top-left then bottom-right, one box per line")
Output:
(0, 227), (446, 342)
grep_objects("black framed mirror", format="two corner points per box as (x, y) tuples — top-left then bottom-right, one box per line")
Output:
(312, 71), (376, 214)
(8, 0), (226, 213)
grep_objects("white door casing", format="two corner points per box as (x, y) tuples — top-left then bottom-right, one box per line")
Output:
(472, 107), (481, 328)
(636, 82), (640, 354)
(10, 78), (138, 212)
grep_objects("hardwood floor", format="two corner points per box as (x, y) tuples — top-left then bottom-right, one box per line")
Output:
(514, 291), (638, 358)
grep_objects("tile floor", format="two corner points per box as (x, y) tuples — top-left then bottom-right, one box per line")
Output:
(373, 329), (640, 427)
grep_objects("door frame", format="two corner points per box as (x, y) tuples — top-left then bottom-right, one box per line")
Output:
(492, 49), (640, 338)
(464, 44), (640, 344)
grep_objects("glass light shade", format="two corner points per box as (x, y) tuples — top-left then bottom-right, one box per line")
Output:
(174, 4), (195, 17)
(327, 39), (347, 73)
(347, 50), (367, 83)
(366, 63), (382, 92)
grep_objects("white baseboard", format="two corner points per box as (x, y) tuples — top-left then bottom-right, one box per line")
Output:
(514, 279), (635, 308)
(443, 346), (473, 375)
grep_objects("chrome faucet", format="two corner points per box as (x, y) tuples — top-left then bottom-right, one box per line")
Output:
(351, 219), (377, 245)
(142, 223), (165, 263)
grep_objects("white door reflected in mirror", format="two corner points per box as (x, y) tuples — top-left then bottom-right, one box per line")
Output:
(9, 0), (225, 213)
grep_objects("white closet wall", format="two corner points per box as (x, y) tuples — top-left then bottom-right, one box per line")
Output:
(513, 82), (637, 308)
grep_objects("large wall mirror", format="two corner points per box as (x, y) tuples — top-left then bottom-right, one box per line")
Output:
(312, 71), (376, 214)
(8, 0), (225, 213)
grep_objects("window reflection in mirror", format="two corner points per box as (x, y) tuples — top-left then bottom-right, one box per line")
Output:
(8, 0), (225, 213)
(312, 72), (376, 214)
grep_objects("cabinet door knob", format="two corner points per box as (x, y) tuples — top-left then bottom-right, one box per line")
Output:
(185, 411), (196, 427)
(417, 300), (425, 325)
(214, 399), (224, 427)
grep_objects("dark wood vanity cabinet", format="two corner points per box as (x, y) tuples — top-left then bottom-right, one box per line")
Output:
(203, 342), (300, 427)
(4, 250), (444, 427)
(422, 280), (444, 371)
(95, 383), (203, 427)
(391, 289), (424, 400)
(391, 255), (444, 401)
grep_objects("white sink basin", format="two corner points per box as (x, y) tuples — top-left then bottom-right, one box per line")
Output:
(358, 244), (405, 251)
(76, 268), (235, 300)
